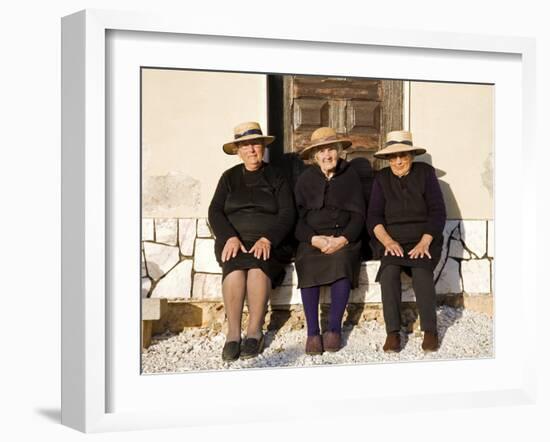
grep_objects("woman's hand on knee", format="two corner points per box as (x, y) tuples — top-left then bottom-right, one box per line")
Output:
(384, 240), (404, 257)
(222, 236), (247, 262)
(249, 237), (271, 261)
(408, 236), (432, 259)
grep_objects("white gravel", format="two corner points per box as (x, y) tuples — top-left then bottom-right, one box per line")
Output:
(141, 306), (493, 373)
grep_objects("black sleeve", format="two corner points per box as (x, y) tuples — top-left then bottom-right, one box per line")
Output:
(294, 185), (317, 243)
(264, 178), (296, 247)
(366, 177), (386, 235)
(207, 173), (238, 245)
(294, 210), (317, 243)
(341, 211), (365, 243)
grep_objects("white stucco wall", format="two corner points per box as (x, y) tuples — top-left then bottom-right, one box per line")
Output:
(142, 69), (268, 218)
(409, 81), (494, 220)
(142, 72), (493, 221)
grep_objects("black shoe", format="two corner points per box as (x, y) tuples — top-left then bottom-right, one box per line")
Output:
(240, 334), (264, 359)
(222, 340), (241, 361)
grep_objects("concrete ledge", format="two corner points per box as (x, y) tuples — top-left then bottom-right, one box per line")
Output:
(142, 298), (168, 320)
(147, 294), (493, 337)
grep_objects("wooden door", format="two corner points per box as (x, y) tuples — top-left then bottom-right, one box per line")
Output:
(277, 75), (403, 169)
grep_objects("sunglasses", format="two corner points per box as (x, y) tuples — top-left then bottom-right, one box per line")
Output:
(387, 152), (412, 161)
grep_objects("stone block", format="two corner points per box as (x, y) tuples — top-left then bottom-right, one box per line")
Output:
(402, 287), (416, 302)
(280, 263), (297, 286)
(463, 294), (493, 316)
(151, 301), (227, 333)
(178, 218), (196, 256)
(354, 284), (382, 303)
(435, 258), (462, 294)
(143, 242), (180, 281)
(141, 277), (151, 298)
(487, 220), (494, 258)
(366, 261), (380, 283)
(194, 238), (221, 273)
(142, 297), (168, 320)
(271, 285), (301, 305)
(444, 220), (460, 240)
(142, 218), (155, 241)
(449, 239), (471, 259)
(141, 250), (147, 277)
(197, 218), (212, 237)
(434, 220), (460, 277)
(460, 220), (486, 258)
(155, 218), (178, 246)
(151, 260), (193, 299)
(192, 273), (223, 300)
(462, 259), (491, 294)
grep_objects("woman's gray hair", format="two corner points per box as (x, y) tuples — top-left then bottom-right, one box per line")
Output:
(308, 143), (344, 165)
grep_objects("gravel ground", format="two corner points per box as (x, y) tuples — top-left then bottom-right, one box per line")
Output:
(142, 306), (493, 373)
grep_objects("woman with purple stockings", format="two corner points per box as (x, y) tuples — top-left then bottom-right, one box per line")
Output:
(294, 127), (366, 355)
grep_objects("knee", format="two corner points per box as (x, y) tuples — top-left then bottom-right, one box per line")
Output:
(223, 270), (246, 285)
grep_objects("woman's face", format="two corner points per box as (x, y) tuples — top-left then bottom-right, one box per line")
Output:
(313, 146), (340, 175)
(388, 152), (413, 177)
(237, 140), (265, 170)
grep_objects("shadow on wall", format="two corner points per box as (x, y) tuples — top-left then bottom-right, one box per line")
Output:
(418, 153), (462, 221)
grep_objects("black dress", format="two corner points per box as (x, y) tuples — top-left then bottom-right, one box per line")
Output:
(366, 162), (447, 282)
(294, 159), (366, 289)
(208, 162), (295, 288)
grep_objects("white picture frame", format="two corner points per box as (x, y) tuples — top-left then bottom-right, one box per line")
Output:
(61, 9), (537, 433)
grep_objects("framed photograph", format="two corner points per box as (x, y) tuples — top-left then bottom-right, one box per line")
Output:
(61, 9), (537, 433)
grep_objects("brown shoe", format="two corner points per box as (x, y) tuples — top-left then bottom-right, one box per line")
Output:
(383, 332), (401, 353)
(322, 331), (342, 352)
(305, 335), (323, 355)
(422, 331), (439, 352)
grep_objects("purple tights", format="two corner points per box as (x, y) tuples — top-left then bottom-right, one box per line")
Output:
(300, 278), (351, 336)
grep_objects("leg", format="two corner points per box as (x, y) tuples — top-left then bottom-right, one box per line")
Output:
(379, 264), (403, 333)
(245, 268), (270, 339)
(300, 286), (321, 336)
(222, 270), (247, 342)
(410, 267), (437, 333)
(328, 278), (351, 333)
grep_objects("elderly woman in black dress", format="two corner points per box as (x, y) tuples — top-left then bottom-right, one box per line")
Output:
(208, 122), (295, 361)
(367, 130), (446, 353)
(294, 127), (366, 355)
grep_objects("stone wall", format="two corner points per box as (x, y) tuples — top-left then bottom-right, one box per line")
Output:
(141, 218), (493, 303)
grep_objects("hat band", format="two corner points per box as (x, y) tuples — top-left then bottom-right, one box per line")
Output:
(312, 135), (339, 144)
(234, 128), (263, 139)
(385, 140), (413, 147)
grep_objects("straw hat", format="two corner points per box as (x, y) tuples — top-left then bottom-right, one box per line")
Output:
(222, 122), (275, 155)
(299, 127), (352, 159)
(374, 130), (426, 159)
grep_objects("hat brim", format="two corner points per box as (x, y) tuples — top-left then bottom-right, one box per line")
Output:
(373, 144), (426, 159)
(223, 135), (275, 155)
(299, 139), (353, 159)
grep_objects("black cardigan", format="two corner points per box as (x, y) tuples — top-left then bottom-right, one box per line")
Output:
(208, 162), (296, 248)
(294, 159), (366, 243)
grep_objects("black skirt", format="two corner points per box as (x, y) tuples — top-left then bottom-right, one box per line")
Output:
(215, 238), (293, 289)
(294, 240), (362, 289)
(372, 232), (443, 282)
